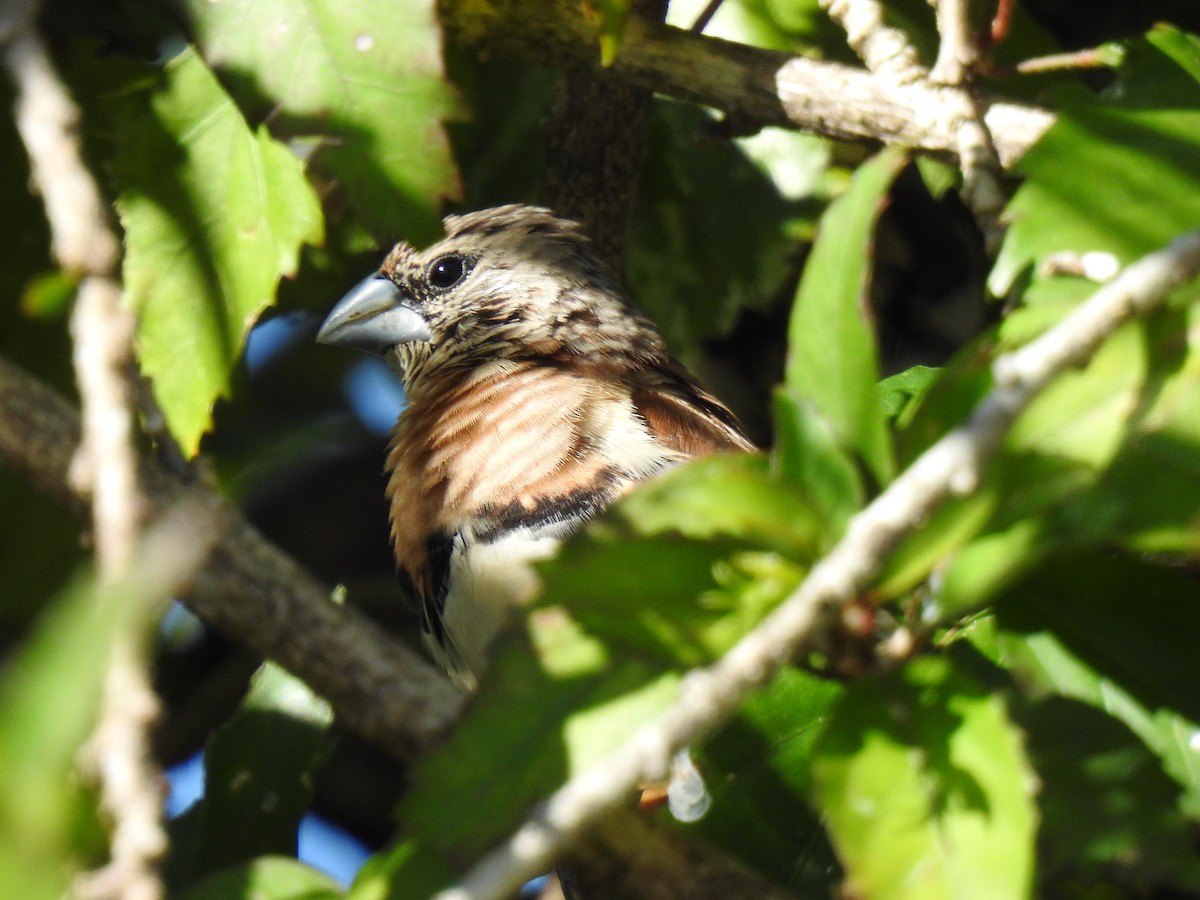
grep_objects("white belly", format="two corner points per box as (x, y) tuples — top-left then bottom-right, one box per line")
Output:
(427, 527), (562, 687)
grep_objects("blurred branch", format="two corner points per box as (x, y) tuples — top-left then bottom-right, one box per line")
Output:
(437, 231), (1200, 900)
(930, 0), (978, 85)
(440, 0), (1053, 169)
(926, 0), (1006, 255)
(0, 353), (467, 761)
(1, 1), (156, 895)
(818, 0), (925, 82)
(562, 809), (802, 900)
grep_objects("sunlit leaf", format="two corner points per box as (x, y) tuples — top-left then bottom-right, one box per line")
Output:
(812, 656), (1036, 900)
(614, 452), (822, 557)
(786, 146), (906, 485)
(179, 856), (344, 900)
(115, 47), (323, 454)
(877, 365), (941, 421)
(184, 0), (459, 242)
(771, 388), (863, 547)
(991, 26), (1200, 296)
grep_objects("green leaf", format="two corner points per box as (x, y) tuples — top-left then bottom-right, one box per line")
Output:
(991, 26), (1200, 297)
(349, 839), (454, 900)
(115, 47), (323, 455)
(993, 550), (1200, 739)
(786, 146), (906, 486)
(981, 616), (1200, 819)
(877, 365), (942, 422)
(590, 0), (632, 65)
(875, 489), (999, 602)
(688, 667), (843, 893)
(0, 559), (180, 898)
(378, 512), (809, 889)
(178, 856), (344, 900)
(771, 388), (863, 547)
(184, 0), (459, 242)
(1019, 698), (1200, 892)
(927, 299), (1200, 610)
(188, 663), (334, 881)
(630, 102), (805, 356)
(614, 452), (822, 557)
(544, 537), (804, 670)
(811, 656), (1036, 900)
(392, 616), (672, 871)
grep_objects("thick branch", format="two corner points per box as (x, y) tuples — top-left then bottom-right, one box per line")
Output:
(439, 231), (1200, 899)
(0, 354), (466, 761)
(441, 0), (1053, 168)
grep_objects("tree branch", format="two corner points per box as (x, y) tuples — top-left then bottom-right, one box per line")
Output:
(2, 2), (156, 894)
(437, 230), (1200, 900)
(440, 0), (1053, 169)
(0, 354), (467, 761)
(0, 350), (800, 900)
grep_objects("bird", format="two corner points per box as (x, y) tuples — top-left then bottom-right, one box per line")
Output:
(317, 204), (754, 686)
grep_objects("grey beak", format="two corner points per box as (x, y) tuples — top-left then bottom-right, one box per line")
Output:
(317, 275), (432, 352)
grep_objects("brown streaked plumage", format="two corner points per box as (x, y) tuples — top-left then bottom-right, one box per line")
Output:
(318, 205), (753, 685)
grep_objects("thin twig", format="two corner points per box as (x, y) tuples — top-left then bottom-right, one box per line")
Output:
(929, 0), (977, 85)
(1015, 47), (1113, 75)
(927, 0), (1006, 255)
(437, 230), (1200, 900)
(818, 0), (926, 82)
(688, 0), (725, 34)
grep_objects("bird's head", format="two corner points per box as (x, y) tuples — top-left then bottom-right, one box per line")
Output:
(317, 205), (668, 394)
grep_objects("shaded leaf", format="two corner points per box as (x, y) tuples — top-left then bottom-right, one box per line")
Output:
(630, 102), (804, 357)
(0, 560), (179, 899)
(812, 656), (1036, 900)
(993, 550), (1200, 739)
(392, 615), (673, 874)
(590, 0), (632, 65)
(115, 47), (323, 454)
(188, 663), (334, 880)
(1020, 698), (1200, 892)
(980, 613), (1200, 818)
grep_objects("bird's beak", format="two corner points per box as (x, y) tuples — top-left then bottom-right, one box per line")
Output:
(317, 275), (432, 352)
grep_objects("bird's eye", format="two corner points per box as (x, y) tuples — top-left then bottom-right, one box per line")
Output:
(427, 255), (468, 291)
